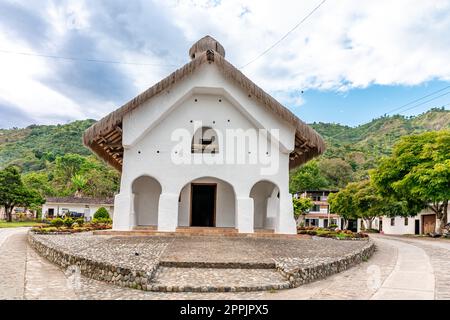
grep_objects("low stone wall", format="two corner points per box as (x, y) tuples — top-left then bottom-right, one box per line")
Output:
(275, 239), (375, 287)
(28, 233), (156, 290)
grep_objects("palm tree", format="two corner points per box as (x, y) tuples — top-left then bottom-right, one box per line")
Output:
(71, 174), (87, 198)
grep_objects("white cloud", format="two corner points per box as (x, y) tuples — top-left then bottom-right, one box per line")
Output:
(163, 0), (450, 92)
(0, 32), (86, 124)
(0, 0), (449, 126)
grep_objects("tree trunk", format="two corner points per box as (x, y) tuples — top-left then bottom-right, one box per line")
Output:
(5, 206), (13, 222)
(343, 218), (349, 230)
(440, 200), (448, 232)
(366, 218), (373, 230)
(434, 200), (448, 233)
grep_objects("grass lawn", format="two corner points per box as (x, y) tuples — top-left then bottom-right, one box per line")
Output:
(0, 220), (41, 228)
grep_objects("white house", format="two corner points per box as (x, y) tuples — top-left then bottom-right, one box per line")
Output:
(357, 208), (450, 235)
(83, 36), (325, 234)
(296, 190), (344, 229)
(42, 197), (114, 221)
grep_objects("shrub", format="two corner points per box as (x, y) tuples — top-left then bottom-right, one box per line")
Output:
(92, 217), (112, 224)
(50, 217), (64, 227)
(32, 226), (59, 234)
(76, 218), (84, 226)
(64, 217), (74, 228)
(93, 207), (110, 220)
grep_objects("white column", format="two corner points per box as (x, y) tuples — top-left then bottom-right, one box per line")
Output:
(157, 193), (179, 232)
(276, 192), (297, 234)
(235, 197), (254, 233)
(266, 190), (279, 230)
(112, 193), (134, 231)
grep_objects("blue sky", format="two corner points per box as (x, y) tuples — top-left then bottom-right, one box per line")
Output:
(299, 80), (450, 125)
(0, 0), (449, 128)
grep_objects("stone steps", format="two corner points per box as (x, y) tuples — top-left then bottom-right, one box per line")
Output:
(94, 229), (302, 239)
(158, 260), (276, 269)
(149, 266), (291, 292)
(176, 227), (238, 234)
(133, 226), (157, 231)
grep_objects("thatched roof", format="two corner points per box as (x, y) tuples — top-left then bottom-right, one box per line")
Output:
(83, 36), (325, 171)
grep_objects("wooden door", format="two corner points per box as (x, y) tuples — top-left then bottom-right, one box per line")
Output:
(191, 184), (216, 227)
(422, 214), (436, 234)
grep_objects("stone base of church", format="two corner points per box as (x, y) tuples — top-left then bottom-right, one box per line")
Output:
(93, 226), (304, 239)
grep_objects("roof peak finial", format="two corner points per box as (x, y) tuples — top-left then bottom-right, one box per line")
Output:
(189, 35), (225, 60)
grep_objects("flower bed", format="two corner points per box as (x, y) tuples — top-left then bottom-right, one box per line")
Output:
(297, 226), (368, 240)
(31, 217), (112, 234)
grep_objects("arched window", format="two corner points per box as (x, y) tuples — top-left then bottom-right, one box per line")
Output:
(191, 127), (219, 154)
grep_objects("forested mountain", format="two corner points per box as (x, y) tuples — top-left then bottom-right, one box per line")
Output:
(308, 107), (450, 184)
(0, 108), (449, 197)
(0, 119), (95, 172)
(0, 119), (119, 198)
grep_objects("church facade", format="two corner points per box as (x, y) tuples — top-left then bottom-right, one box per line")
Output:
(83, 36), (325, 234)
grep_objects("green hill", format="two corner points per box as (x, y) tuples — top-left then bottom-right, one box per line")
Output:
(310, 107), (450, 181)
(0, 119), (95, 172)
(0, 108), (449, 195)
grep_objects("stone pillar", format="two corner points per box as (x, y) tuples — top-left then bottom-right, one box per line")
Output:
(157, 193), (179, 232)
(235, 197), (254, 233)
(276, 192), (297, 234)
(112, 193), (134, 231)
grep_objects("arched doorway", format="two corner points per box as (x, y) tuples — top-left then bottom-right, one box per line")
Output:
(178, 177), (235, 228)
(250, 180), (279, 230)
(131, 176), (161, 226)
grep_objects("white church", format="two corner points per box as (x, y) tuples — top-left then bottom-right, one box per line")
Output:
(83, 36), (325, 235)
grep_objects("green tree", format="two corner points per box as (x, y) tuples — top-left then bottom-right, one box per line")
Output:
(53, 153), (88, 193)
(81, 164), (120, 198)
(71, 174), (87, 197)
(371, 130), (450, 231)
(93, 207), (110, 219)
(353, 180), (384, 230)
(0, 166), (44, 222)
(289, 160), (329, 193)
(328, 184), (359, 229)
(22, 171), (55, 197)
(51, 154), (119, 198)
(292, 197), (313, 223)
(318, 158), (354, 188)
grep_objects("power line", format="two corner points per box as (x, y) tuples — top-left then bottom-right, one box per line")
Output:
(0, 49), (178, 67)
(324, 90), (450, 141)
(239, 0), (327, 69)
(396, 91), (450, 114)
(384, 84), (450, 115)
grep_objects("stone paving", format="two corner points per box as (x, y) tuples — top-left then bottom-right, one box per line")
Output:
(28, 231), (371, 292)
(369, 237), (435, 299)
(30, 233), (171, 272)
(377, 235), (450, 299)
(159, 236), (368, 266)
(3, 228), (450, 300)
(151, 267), (290, 292)
(262, 236), (398, 300)
(0, 232), (26, 299)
